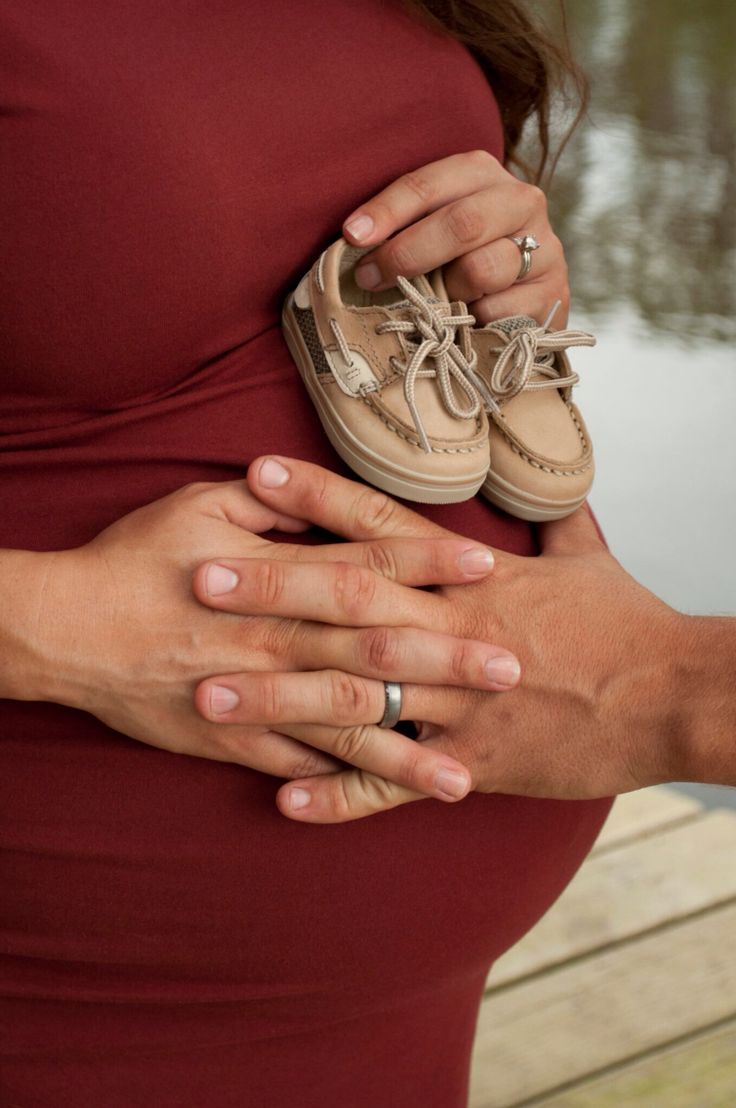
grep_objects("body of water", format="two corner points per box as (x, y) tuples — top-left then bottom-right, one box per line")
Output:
(541, 0), (735, 807)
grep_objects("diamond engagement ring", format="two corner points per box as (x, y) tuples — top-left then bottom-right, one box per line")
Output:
(507, 234), (541, 281)
(378, 681), (402, 729)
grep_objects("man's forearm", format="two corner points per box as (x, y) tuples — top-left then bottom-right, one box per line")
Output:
(675, 615), (736, 785)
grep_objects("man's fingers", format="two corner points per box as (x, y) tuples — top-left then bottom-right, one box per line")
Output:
(289, 623), (521, 692)
(539, 504), (607, 557)
(246, 456), (452, 541)
(277, 766), (422, 823)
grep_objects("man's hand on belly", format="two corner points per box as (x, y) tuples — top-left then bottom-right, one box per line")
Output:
(240, 457), (694, 823)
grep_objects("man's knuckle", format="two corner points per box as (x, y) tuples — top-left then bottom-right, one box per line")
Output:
(253, 560), (286, 607)
(449, 639), (474, 683)
(360, 626), (401, 673)
(447, 200), (484, 245)
(263, 618), (299, 664)
(255, 676), (282, 721)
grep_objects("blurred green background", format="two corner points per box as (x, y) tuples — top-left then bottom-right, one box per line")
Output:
(538, 0), (735, 806)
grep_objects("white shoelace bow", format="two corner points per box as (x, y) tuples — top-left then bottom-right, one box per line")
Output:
(374, 276), (480, 453)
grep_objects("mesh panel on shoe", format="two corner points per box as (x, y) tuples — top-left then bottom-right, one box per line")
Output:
(294, 306), (332, 376)
(489, 315), (539, 334)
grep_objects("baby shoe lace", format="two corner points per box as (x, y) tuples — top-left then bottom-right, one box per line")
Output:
(467, 318), (596, 413)
(373, 276), (481, 453)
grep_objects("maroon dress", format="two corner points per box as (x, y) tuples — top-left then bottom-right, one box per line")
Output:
(0, 2), (611, 1104)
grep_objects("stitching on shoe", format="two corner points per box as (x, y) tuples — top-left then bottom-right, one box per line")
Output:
(493, 404), (591, 476)
(362, 396), (485, 454)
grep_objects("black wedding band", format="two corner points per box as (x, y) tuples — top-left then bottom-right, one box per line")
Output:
(378, 681), (402, 729)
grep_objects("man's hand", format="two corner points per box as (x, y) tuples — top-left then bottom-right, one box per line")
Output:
(235, 457), (687, 822)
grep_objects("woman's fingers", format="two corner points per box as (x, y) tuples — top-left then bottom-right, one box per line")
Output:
(351, 180), (540, 294)
(284, 536), (495, 587)
(342, 149), (500, 248)
(194, 556), (443, 626)
(246, 456), (454, 541)
(277, 766), (419, 823)
(443, 227), (565, 303)
(288, 623), (520, 691)
(470, 281), (570, 329)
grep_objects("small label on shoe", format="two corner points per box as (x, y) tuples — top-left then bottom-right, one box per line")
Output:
(325, 348), (379, 396)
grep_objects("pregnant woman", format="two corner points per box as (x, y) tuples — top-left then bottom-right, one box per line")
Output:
(0, 2), (611, 1104)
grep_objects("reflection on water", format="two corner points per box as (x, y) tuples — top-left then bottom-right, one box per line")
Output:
(547, 0), (736, 341)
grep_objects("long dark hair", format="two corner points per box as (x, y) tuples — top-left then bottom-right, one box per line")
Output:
(400, 1), (588, 183)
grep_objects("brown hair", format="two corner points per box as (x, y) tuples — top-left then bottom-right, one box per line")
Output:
(400, 0), (588, 183)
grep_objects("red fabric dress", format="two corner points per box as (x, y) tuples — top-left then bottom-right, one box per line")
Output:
(0, 2), (611, 1104)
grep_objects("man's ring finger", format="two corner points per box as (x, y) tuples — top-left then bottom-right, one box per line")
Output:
(379, 681), (402, 728)
(507, 234), (541, 281)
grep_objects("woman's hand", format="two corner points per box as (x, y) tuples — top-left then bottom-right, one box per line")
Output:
(342, 149), (568, 325)
(17, 466), (518, 801)
(238, 458), (688, 822)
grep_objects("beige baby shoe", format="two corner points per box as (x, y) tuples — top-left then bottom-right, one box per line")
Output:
(429, 270), (597, 520)
(281, 237), (489, 503)
(471, 314), (596, 520)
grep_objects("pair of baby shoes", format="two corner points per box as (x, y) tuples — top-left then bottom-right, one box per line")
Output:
(282, 237), (595, 520)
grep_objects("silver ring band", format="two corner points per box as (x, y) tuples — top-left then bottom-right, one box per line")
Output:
(378, 681), (402, 729)
(507, 234), (541, 281)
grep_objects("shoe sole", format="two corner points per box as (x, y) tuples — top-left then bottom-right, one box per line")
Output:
(282, 293), (488, 505)
(480, 469), (589, 521)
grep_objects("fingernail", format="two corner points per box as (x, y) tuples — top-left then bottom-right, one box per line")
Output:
(206, 564), (239, 596)
(434, 767), (470, 800)
(210, 685), (240, 714)
(354, 262), (381, 290)
(344, 213), (374, 242)
(485, 655), (521, 687)
(259, 458), (290, 488)
(289, 787), (311, 810)
(459, 547), (494, 576)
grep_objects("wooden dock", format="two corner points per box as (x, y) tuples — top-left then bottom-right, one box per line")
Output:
(469, 786), (736, 1106)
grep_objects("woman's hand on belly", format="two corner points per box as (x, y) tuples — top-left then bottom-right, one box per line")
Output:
(342, 149), (569, 326)
(241, 457), (688, 823)
(3, 473), (519, 803)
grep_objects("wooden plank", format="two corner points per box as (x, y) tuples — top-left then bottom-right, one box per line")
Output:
(469, 902), (736, 1107)
(489, 809), (736, 988)
(592, 786), (702, 853)
(533, 1019), (736, 1107)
